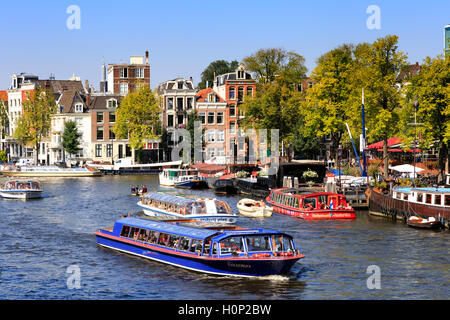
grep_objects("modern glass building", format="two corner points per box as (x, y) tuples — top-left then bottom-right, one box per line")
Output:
(445, 25), (450, 57)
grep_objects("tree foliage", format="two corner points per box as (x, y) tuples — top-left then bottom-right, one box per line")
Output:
(13, 87), (57, 163)
(242, 48), (307, 85)
(402, 54), (450, 180)
(198, 60), (239, 89)
(62, 119), (81, 156)
(113, 85), (161, 150)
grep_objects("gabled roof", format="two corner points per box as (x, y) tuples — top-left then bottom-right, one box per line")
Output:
(35, 80), (85, 93)
(89, 94), (123, 110)
(57, 90), (87, 113)
(195, 88), (226, 103)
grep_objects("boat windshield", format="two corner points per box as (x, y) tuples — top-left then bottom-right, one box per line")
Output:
(218, 234), (294, 255)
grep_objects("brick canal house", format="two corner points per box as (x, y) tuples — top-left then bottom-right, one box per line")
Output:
(195, 88), (227, 163)
(106, 51), (151, 95)
(213, 64), (256, 163)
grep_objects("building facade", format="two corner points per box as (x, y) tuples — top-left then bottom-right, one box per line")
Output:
(213, 65), (256, 161)
(106, 52), (150, 95)
(89, 93), (130, 163)
(195, 88), (227, 163)
(157, 77), (196, 159)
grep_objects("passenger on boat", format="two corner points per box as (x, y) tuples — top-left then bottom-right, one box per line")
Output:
(141, 185), (147, 193)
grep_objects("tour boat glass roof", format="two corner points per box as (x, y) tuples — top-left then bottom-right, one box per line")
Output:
(117, 217), (220, 239)
(394, 187), (450, 194)
(143, 192), (198, 206)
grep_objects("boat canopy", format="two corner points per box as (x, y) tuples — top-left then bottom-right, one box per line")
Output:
(143, 192), (195, 207)
(116, 217), (219, 240)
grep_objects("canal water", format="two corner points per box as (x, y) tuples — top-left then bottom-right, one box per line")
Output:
(0, 175), (448, 300)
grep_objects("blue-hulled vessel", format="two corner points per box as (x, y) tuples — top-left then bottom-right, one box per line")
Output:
(94, 217), (304, 277)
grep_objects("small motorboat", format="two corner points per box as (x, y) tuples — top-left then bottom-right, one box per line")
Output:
(0, 180), (42, 200)
(407, 216), (441, 229)
(237, 199), (273, 218)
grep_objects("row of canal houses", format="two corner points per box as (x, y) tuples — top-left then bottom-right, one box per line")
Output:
(0, 51), (315, 166)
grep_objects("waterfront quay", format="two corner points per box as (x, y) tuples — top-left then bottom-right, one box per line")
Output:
(0, 175), (448, 300)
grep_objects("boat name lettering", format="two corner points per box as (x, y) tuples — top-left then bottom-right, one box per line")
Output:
(227, 262), (251, 269)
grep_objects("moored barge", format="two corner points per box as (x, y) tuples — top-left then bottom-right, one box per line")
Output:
(368, 187), (450, 228)
(94, 217), (304, 277)
(266, 188), (356, 220)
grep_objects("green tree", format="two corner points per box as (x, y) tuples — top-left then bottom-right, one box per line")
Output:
(242, 48), (307, 85)
(352, 35), (407, 177)
(0, 150), (7, 163)
(241, 82), (304, 157)
(198, 60), (239, 89)
(62, 120), (81, 159)
(113, 85), (161, 164)
(402, 54), (450, 182)
(13, 87), (57, 164)
(301, 44), (356, 161)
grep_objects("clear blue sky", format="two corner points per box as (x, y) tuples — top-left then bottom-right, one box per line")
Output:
(0, 0), (448, 90)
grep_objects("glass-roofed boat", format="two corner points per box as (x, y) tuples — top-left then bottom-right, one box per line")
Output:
(94, 217), (305, 277)
(137, 192), (238, 225)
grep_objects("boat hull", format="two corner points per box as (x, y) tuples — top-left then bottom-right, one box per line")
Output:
(137, 202), (238, 224)
(0, 190), (42, 199)
(368, 188), (450, 223)
(95, 231), (303, 277)
(237, 200), (273, 218)
(407, 220), (442, 229)
(174, 180), (208, 189)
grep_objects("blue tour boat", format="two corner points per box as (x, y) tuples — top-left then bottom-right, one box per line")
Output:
(94, 217), (304, 277)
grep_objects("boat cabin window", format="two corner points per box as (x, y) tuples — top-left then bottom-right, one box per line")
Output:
(272, 235), (293, 252)
(178, 237), (191, 251)
(417, 193), (423, 202)
(167, 234), (180, 248)
(425, 194), (432, 204)
(219, 236), (244, 255)
(303, 198), (317, 209)
(129, 227), (140, 240)
(157, 233), (169, 246)
(137, 229), (149, 242)
(120, 225), (131, 237)
(203, 239), (212, 255)
(245, 235), (271, 252)
(146, 230), (159, 244)
(402, 193), (408, 200)
(445, 195), (450, 206)
(189, 239), (204, 254)
(435, 195), (441, 205)
(396, 192), (401, 199)
(212, 242), (218, 255)
(216, 202), (228, 214)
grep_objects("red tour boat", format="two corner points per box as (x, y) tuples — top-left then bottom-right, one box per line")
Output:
(266, 188), (356, 220)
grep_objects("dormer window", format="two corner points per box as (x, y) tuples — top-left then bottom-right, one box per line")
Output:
(178, 81), (184, 90)
(237, 70), (245, 79)
(75, 104), (83, 113)
(208, 93), (215, 102)
(107, 99), (117, 109)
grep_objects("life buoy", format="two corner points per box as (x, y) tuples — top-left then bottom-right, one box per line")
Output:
(277, 252), (293, 257)
(252, 253), (271, 258)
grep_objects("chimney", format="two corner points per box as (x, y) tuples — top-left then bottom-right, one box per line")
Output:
(85, 80), (89, 91)
(189, 76), (193, 83)
(145, 51), (149, 65)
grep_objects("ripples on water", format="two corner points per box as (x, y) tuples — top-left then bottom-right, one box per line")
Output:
(0, 175), (448, 300)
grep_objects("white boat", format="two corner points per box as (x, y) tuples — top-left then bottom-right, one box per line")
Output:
(1, 166), (102, 177)
(237, 199), (273, 218)
(0, 180), (42, 199)
(159, 168), (207, 188)
(137, 192), (238, 225)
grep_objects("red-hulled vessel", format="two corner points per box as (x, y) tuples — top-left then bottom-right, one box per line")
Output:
(266, 188), (356, 220)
